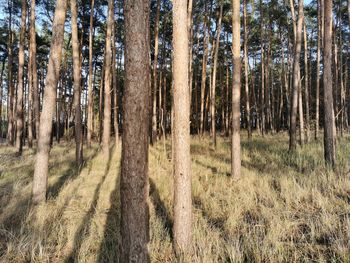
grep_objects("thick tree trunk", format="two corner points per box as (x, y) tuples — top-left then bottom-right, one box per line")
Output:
(211, 3), (223, 147)
(87, 0), (94, 147)
(71, 0), (83, 166)
(102, 0), (113, 158)
(289, 0), (303, 151)
(121, 0), (150, 261)
(323, 0), (336, 167)
(173, 0), (191, 254)
(32, 0), (67, 204)
(231, 0), (241, 180)
(15, 0), (27, 154)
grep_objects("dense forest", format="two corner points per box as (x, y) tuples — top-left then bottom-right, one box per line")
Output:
(0, 0), (349, 261)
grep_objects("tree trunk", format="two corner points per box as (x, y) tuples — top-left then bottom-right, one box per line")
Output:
(173, 0), (191, 254)
(303, 23), (310, 143)
(7, 0), (14, 146)
(87, 0), (94, 147)
(102, 0), (113, 158)
(15, 0), (27, 154)
(211, 3), (223, 147)
(71, 0), (83, 166)
(151, 0), (161, 144)
(32, 0), (67, 204)
(231, 0), (241, 180)
(315, 0), (321, 140)
(243, 0), (251, 140)
(289, 0), (303, 151)
(112, 15), (119, 147)
(121, 0), (150, 261)
(200, 10), (208, 135)
(323, 0), (336, 167)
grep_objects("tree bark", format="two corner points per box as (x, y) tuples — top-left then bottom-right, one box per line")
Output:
(15, 0), (27, 154)
(231, 0), (241, 180)
(71, 0), (83, 166)
(173, 0), (191, 254)
(315, 0), (321, 140)
(200, 10), (208, 134)
(102, 0), (113, 158)
(243, 0), (251, 140)
(32, 0), (67, 204)
(120, 0), (150, 261)
(323, 0), (336, 167)
(211, 3), (223, 147)
(87, 0), (94, 147)
(289, 0), (303, 151)
(151, 0), (161, 145)
(7, 0), (14, 146)
(303, 23), (310, 143)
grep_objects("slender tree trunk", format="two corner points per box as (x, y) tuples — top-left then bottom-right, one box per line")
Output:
(289, 0), (304, 151)
(303, 23), (310, 143)
(151, 0), (161, 144)
(260, 0), (265, 136)
(71, 0), (83, 166)
(7, 0), (14, 146)
(15, 0), (27, 154)
(231, 0), (241, 180)
(323, 0), (336, 167)
(121, 0), (150, 261)
(87, 0), (94, 147)
(200, 11), (208, 134)
(315, 0), (321, 140)
(243, 0), (251, 140)
(173, 0), (191, 254)
(298, 70), (304, 145)
(102, 0), (113, 158)
(112, 16), (119, 147)
(32, 0), (67, 204)
(211, 3), (223, 147)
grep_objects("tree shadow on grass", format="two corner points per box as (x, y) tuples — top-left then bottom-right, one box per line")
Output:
(149, 178), (173, 239)
(97, 160), (121, 263)
(65, 153), (113, 263)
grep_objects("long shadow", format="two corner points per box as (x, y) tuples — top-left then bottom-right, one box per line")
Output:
(149, 178), (173, 239)
(97, 160), (121, 263)
(47, 148), (99, 199)
(65, 153), (113, 263)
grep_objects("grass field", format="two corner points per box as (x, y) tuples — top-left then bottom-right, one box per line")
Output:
(0, 133), (349, 262)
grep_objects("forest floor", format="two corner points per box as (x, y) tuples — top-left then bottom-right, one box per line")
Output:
(0, 133), (349, 262)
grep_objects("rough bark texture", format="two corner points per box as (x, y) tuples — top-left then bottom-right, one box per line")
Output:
(120, 0), (150, 261)
(32, 0), (67, 204)
(323, 0), (336, 167)
(102, 0), (113, 158)
(15, 0), (27, 154)
(87, 0), (95, 147)
(173, 0), (192, 255)
(71, 0), (83, 166)
(112, 17), (119, 147)
(231, 0), (241, 180)
(289, 0), (303, 151)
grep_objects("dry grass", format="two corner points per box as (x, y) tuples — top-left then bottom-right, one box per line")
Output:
(0, 133), (349, 262)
